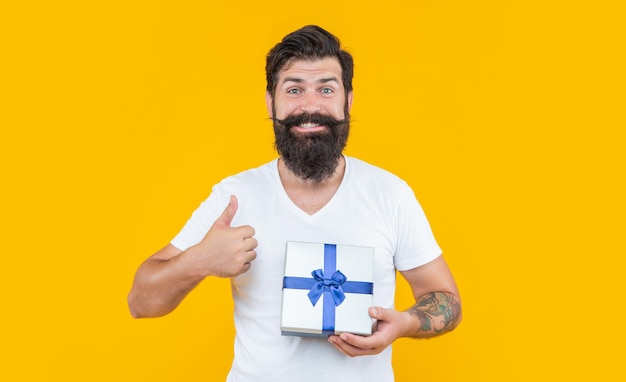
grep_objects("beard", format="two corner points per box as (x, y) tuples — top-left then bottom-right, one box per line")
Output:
(273, 111), (350, 181)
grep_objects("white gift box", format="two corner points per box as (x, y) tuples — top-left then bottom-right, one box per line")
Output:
(281, 241), (375, 337)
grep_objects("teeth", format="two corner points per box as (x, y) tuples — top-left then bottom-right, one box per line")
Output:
(300, 123), (320, 128)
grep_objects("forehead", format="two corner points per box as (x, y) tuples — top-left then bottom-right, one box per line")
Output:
(277, 57), (343, 84)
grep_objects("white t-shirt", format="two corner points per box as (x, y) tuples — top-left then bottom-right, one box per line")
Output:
(171, 156), (442, 382)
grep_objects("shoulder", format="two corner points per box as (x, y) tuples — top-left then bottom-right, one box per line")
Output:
(345, 156), (408, 191)
(217, 159), (278, 189)
(186, 159), (278, 226)
(206, 159), (280, 212)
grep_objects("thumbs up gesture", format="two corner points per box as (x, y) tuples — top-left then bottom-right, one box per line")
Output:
(191, 195), (258, 278)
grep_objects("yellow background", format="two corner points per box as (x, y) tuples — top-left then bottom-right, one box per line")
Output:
(2, 1), (624, 380)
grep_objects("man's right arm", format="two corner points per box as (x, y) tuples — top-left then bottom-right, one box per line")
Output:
(127, 195), (257, 318)
(127, 243), (203, 318)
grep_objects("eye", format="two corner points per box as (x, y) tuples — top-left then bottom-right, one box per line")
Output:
(287, 88), (302, 94)
(320, 87), (334, 94)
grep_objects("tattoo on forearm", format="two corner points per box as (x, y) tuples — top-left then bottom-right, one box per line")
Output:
(406, 292), (461, 337)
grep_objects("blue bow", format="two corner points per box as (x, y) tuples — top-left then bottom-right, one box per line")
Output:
(307, 269), (347, 307)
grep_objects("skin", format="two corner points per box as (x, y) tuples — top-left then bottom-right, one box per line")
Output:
(328, 259), (461, 357)
(127, 57), (462, 356)
(267, 57), (353, 214)
(267, 57), (352, 134)
(127, 195), (257, 318)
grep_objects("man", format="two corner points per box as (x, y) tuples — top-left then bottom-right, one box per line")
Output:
(128, 25), (461, 381)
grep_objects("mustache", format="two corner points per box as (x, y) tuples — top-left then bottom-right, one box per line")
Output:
(271, 113), (347, 129)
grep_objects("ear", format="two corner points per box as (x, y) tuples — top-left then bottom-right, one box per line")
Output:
(347, 91), (354, 112)
(265, 92), (274, 118)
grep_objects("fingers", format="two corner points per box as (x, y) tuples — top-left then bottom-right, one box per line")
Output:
(215, 195), (256, 238)
(243, 236), (258, 252)
(328, 333), (377, 357)
(369, 306), (386, 320)
(207, 195), (257, 277)
(328, 336), (352, 357)
(328, 307), (396, 357)
(218, 195), (256, 241)
(233, 250), (254, 275)
(339, 332), (377, 352)
(215, 195), (238, 227)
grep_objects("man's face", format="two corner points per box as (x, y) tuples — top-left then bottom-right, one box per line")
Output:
(267, 57), (354, 181)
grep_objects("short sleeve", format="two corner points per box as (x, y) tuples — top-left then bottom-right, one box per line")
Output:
(393, 183), (442, 271)
(170, 185), (230, 251)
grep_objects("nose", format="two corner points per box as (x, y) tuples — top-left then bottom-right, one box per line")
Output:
(300, 92), (321, 114)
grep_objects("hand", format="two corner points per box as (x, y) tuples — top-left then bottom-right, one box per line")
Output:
(190, 195), (258, 278)
(328, 307), (410, 357)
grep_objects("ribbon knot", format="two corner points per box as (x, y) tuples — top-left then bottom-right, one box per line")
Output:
(307, 269), (347, 307)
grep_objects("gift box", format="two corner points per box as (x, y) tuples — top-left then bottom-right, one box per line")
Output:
(281, 241), (375, 337)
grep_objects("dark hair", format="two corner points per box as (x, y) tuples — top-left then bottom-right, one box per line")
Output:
(265, 25), (354, 97)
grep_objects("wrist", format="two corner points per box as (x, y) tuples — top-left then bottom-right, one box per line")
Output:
(400, 310), (422, 338)
(180, 246), (213, 279)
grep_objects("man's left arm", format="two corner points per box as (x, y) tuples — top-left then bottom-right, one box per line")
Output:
(328, 255), (462, 356)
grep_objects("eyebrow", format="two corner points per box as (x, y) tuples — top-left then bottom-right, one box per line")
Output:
(281, 77), (340, 85)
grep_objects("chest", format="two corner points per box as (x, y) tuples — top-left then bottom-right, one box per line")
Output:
(283, 186), (337, 215)
(232, 196), (399, 309)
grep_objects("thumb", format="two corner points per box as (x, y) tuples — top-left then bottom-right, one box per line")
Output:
(215, 195), (238, 227)
(369, 306), (389, 321)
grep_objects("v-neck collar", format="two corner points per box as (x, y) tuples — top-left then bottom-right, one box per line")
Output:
(272, 156), (350, 220)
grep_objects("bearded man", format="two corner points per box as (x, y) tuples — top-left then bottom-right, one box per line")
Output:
(128, 25), (462, 382)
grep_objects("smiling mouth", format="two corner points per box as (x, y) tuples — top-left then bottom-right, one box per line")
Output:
(275, 112), (344, 133)
(291, 122), (327, 133)
(299, 122), (322, 129)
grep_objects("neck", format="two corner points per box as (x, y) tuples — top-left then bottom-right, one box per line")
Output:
(278, 155), (346, 188)
(277, 156), (346, 215)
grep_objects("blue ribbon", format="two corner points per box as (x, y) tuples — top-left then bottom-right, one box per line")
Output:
(307, 268), (347, 306)
(282, 243), (373, 334)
